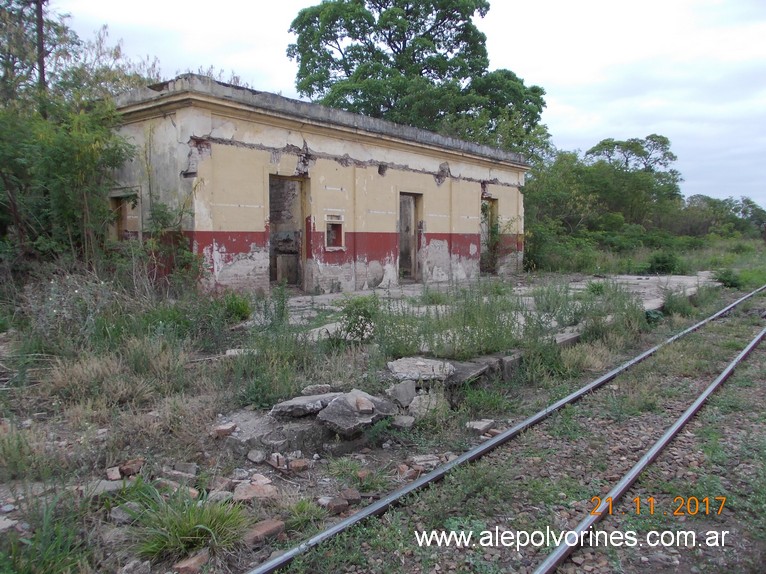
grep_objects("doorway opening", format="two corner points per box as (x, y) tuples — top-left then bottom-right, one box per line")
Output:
(480, 198), (499, 274)
(269, 175), (305, 286)
(399, 193), (422, 281)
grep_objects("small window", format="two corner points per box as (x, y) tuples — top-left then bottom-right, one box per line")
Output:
(325, 214), (344, 248)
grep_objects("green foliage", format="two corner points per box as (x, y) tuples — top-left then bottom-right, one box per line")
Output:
(1, 492), (89, 574)
(662, 291), (694, 317)
(287, 0), (545, 152)
(714, 268), (743, 289)
(646, 251), (683, 275)
(286, 499), (328, 532)
(337, 294), (380, 342)
(130, 486), (249, 561)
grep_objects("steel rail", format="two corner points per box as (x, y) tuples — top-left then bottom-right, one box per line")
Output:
(534, 323), (766, 574)
(246, 284), (766, 574)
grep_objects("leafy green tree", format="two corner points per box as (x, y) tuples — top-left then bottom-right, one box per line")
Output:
(287, 0), (546, 151)
(584, 134), (683, 227)
(0, 2), (160, 266)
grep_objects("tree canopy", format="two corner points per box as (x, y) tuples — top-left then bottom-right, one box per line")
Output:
(287, 0), (546, 152)
(0, 1), (159, 266)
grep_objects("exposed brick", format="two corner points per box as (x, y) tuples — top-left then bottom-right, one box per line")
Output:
(243, 519), (285, 546)
(106, 466), (121, 481)
(211, 422), (237, 438)
(119, 458), (144, 477)
(172, 548), (209, 574)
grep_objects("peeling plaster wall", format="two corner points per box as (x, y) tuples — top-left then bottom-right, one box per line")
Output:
(114, 76), (527, 293)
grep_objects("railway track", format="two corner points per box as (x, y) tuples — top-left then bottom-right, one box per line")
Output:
(247, 285), (766, 574)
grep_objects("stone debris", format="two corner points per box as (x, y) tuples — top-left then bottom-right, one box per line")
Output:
(445, 361), (489, 387)
(340, 488), (361, 505)
(76, 478), (135, 498)
(207, 490), (233, 504)
(211, 422), (238, 438)
(317, 495), (349, 515)
(0, 516), (18, 534)
(387, 357), (455, 381)
(172, 548), (210, 574)
(409, 454), (442, 470)
(105, 466), (122, 481)
(465, 419), (496, 434)
(317, 389), (397, 437)
(155, 479), (199, 499)
(391, 415), (416, 430)
(208, 476), (235, 492)
(174, 462), (199, 475)
(109, 501), (140, 526)
(243, 519), (285, 545)
(301, 384), (333, 396)
(385, 380), (417, 407)
(233, 481), (279, 502)
(118, 560), (151, 574)
(161, 468), (196, 486)
(269, 393), (343, 418)
(407, 391), (448, 420)
(247, 448), (268, 463)
(119, 458), (145, 477)
(288, 458), (311, 472)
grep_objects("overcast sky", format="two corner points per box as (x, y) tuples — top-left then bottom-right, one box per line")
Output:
(52, 0), (766, 207)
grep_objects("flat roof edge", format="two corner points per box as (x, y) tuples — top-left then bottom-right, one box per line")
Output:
(115, 74), (529, 169)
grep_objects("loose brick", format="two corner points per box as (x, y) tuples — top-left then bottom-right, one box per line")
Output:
(243, 519), (285, 546)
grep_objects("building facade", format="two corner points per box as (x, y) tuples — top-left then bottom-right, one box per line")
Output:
(113, 74), (527, 294)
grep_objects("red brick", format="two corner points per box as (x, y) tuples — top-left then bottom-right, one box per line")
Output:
(243, 519), (285, 546)
(172, 548), (209, 574)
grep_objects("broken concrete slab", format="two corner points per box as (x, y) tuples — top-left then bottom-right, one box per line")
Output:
(316, 389), (397, 438)
(224, 410), (335, 456)
(387, 357), (455, 381)
(269, 393), (343, 418)
(385, 380), (416, 407)
(500, 352), (523, 380)
(391, 415), (416, 430)
(445, 361), (489, 387)
(408, 391), (448, 420)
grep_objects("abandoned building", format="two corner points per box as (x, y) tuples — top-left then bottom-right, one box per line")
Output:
(112, 74), (528, 294)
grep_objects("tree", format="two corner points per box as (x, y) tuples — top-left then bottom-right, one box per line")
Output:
(287, 0), (546, 152)
(0, 0), (77, 107)
(584, 134), (683, 227)
(0, 2), (161, 266)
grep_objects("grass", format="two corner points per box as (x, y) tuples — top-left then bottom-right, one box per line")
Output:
(1, 237), (764, 572)
(285, 499), (328, 532)
(129, 484), (250, 561)
(0, 491), (90, 574)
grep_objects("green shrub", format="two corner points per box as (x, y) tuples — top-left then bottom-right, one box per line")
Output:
(647, 251), (682, 274)
(714, 268), (743, 289)
(220, 291), (252, 322)
(662, 291), (694, 317)
(337, 294), (379, 342)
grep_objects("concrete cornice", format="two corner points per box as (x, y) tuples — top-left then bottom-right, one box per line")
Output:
(115, 74), (530, 171)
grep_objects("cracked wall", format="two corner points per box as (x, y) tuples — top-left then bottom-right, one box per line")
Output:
(114, 77), (526, 293)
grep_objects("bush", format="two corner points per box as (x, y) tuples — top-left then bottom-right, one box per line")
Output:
(647, 251), (682, 275)
(714, 268), (743, 289)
